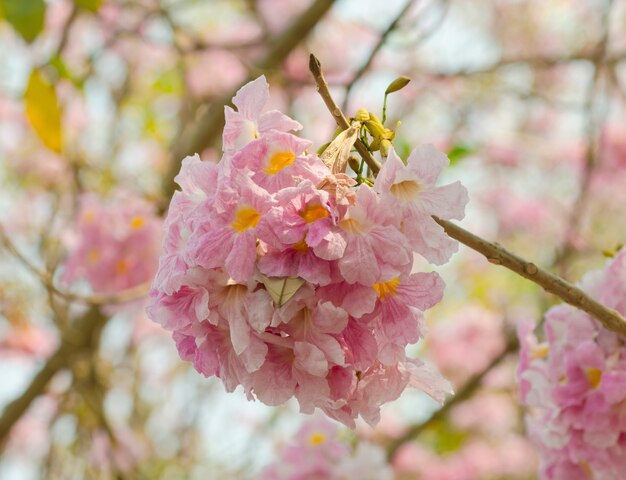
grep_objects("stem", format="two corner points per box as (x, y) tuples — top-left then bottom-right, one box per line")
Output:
(382, 92), (389, 124)
(308, 54), (626, 337)
(309, 54), (382, 174)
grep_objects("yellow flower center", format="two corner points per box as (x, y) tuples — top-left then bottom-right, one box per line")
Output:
(299, 203), (328, 223)
(530, 343), (550, 360)
(86, 248), (100, 264)
(390, 180), (421, 200)
(580, 460), (593, 477)
(308, 433), (326, 445)
(292, 238), (309, 253)
(338, 217), (363, 234)
(372, 277), (400, 300)
(130, 216), (145, 229)
(231, 205), (261, 233)
(264, 151), (295, 175)
(83, 209), (96, 223)
(585, 368), (602, 389)
(115, 259), (130, 274)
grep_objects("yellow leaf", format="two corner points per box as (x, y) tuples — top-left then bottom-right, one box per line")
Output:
(24, 69), (63, 153)
(258, 274), (305, 307)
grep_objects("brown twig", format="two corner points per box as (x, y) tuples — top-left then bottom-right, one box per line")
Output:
(309, 54), (626, 337)
(433, 217), (626, 336)
(422, 50), (626, 79)
(309, 54), (382, 173)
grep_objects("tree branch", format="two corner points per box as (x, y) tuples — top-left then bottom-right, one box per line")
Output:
(309, 54), (382, 173)
(0, 306), (107, 448)
(309, 54), (626, 337)
(386, 333), (520, 460)
(422, 51), (626, 78)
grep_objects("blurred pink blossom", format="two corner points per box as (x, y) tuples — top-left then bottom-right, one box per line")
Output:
(427, 305), (506, 385)
(518, 249), (626, 479)
(63, 192), (162, 294)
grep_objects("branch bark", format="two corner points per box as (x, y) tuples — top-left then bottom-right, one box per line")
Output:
(0, 306), (107, 448)
(309, 53), (626, 337)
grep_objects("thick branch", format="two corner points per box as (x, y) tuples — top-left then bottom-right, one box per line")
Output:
(309, 54), (626, 337)
(0, 306), (107, 447)
(433, 217), (626, 336)
(162, 0), (337, 205)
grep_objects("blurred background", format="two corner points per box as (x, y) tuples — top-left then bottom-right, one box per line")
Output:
(0, 0), (625, 478)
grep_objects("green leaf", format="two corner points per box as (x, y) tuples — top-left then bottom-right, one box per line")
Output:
(0, 0), (46, 42)
(385, 76), (411, 95)
(75, 0), (101, 13)
(447, 144), (475, 165)
(24, 69), (63, 153)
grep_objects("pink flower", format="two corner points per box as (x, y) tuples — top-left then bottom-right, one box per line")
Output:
(63, 193), (162, 294)
(231, 130), (326, 193)
(260, 418), (392, 480)
(366, 272), (445, 364)
(147, 76), (461, 428)
(374, 146), (469, 264)
(146, 268), (210, 331)
(184, 171), (275, 282)
(258, 180), (346, 285)
(518, 249), (626, 478)
(335, 184), (412, 285)
(223, 75), (302, 153)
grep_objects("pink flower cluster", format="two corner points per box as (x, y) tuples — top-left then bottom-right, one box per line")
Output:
(147, 76), (468, 427)
(260, 418), (393, 480)
(63, 193), (162, 294)
(518, 249), (626, 479)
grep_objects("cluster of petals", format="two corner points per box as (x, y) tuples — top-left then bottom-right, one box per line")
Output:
(147, 76), (469, 427)
(63, 193), (162, 294)
(517, 249), (626, 479)
(260, 418), (393, 480)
